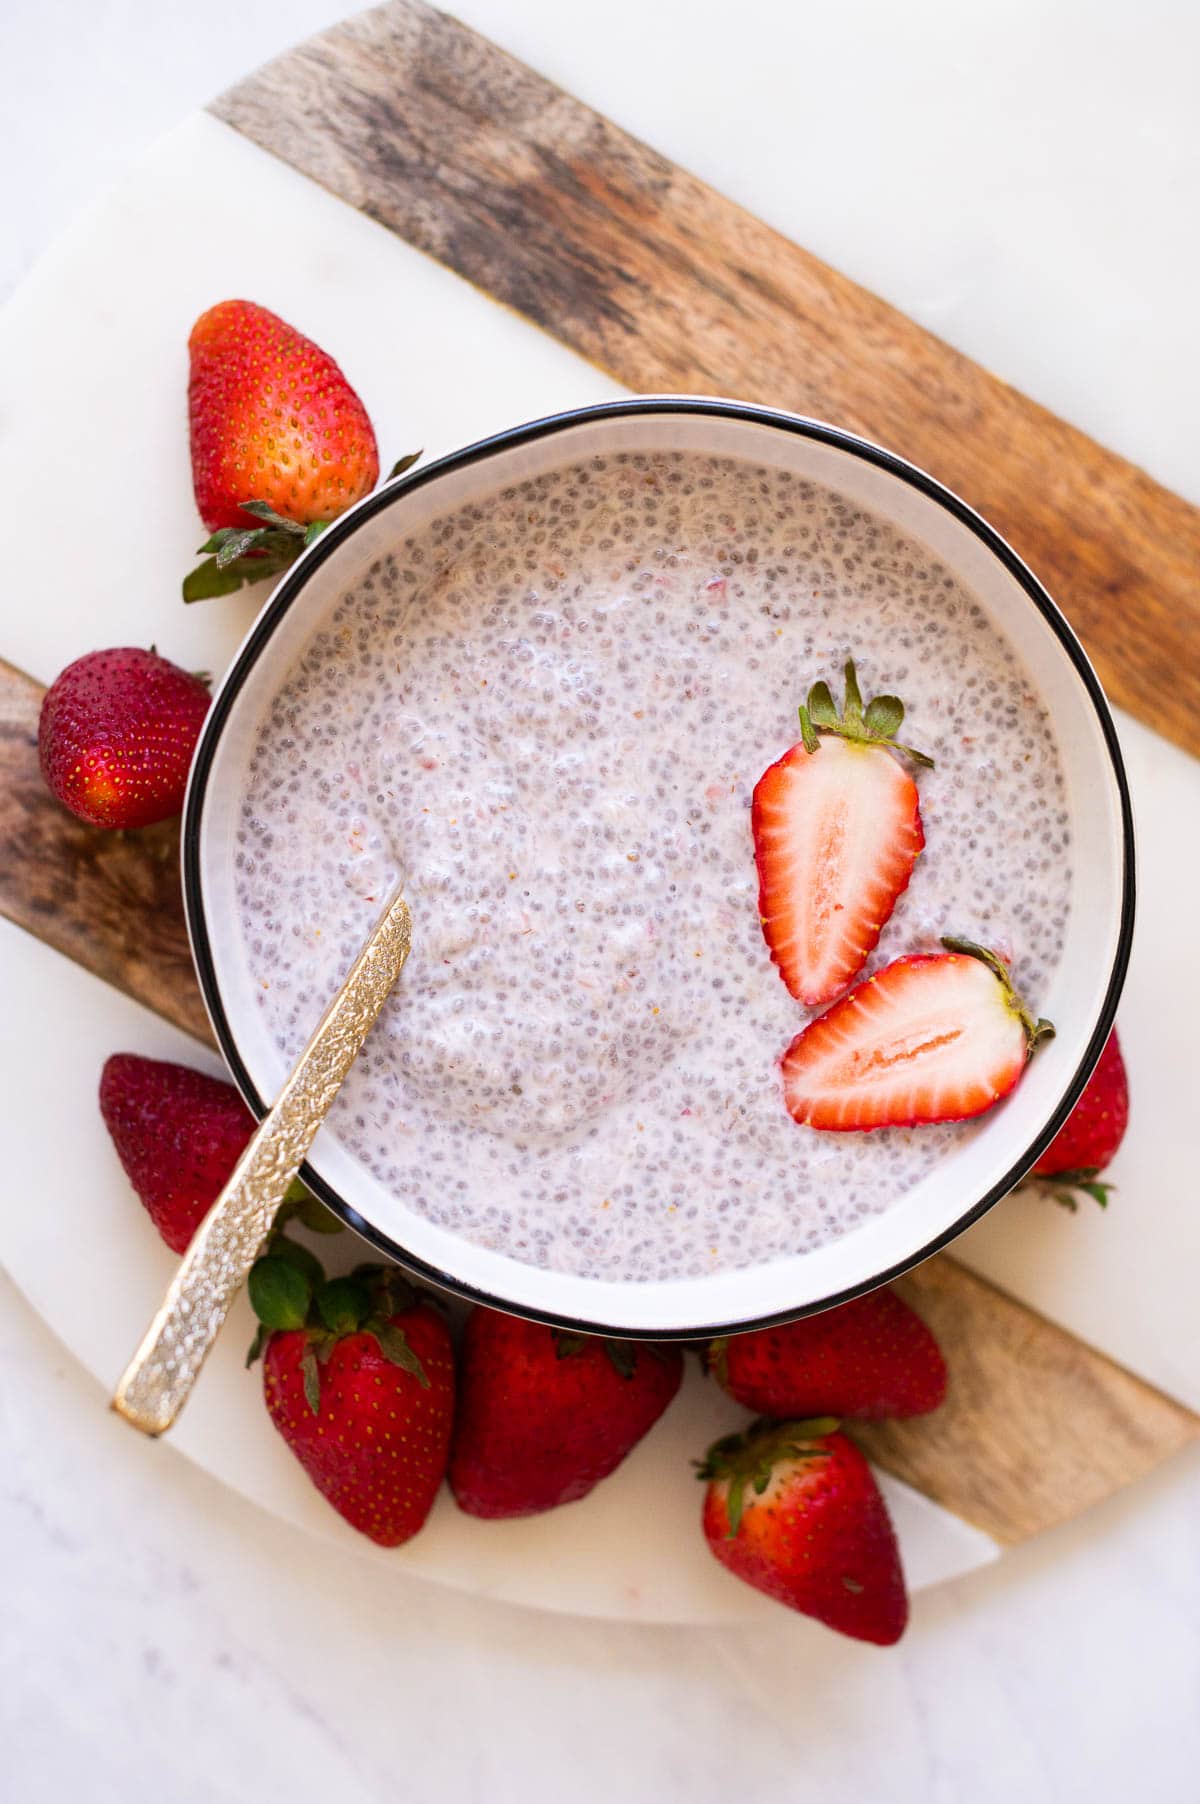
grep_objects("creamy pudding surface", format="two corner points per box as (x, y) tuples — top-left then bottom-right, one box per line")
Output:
(234, 450), (1071, 1281)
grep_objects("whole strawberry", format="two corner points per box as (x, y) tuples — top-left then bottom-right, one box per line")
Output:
(188, 299), (378, 531)
(449, 1308), (683, 1518)
(708, 1288), (946, 1421)
(255, 1261), (454, 1548)
(1031, 1027), (1129, 1208)
(698, 1418), (907, 1644)
(39, 648), (209, 829)
(100, 1053), (253, 1252)
(100, 1052), (337, 1252)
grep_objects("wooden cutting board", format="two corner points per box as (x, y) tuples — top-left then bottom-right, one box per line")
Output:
(2, 0), (1197, 1547)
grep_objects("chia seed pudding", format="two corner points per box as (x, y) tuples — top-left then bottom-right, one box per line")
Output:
(234, 451), (1071, 1281)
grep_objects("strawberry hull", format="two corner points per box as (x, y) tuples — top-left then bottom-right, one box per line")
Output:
(263, 1302), (454, 1548)
(700, 1426), (909, 1645)
(752, 666), (929, 1009)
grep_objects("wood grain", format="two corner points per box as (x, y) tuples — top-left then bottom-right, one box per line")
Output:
(4, 657), (1195, 1540)
(0, 658), (214, 1046)
(212, 0), (1200, 762)
(856, 1260), (1198, 1544)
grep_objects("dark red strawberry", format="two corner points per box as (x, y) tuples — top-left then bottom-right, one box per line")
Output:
(256, 1262), (454, 1548)
(184, 300), (390, 601)
(753, 662), (930, 1007)
(709, 1287), (947, 1420)
(1031, 1026), (1129, 1208)
(39, 648), (209, 829)
(449, 1307), (683, 1518)
(781, 938), (1054, 1131)
(100, 1053), (255, 1252)
(698, 1418), (908, 1644)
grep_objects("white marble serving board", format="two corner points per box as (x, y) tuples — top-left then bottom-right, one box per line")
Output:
(0, 108), (1196, 1623)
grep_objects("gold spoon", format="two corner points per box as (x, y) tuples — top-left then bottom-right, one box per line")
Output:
(112, 891), (413, 1436)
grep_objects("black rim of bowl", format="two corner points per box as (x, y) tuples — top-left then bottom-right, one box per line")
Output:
(182, 397), (1137, 1340)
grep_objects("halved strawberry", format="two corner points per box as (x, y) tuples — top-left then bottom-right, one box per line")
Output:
(781, 938), (1054, 1131)
(753, 662), (930, 1007)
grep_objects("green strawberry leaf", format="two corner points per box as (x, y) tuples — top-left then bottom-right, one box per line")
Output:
(301, 1347), (323, 1415)
(268, 1235), (326, 1290)
(387, 450), (423, 482)
(215, 527), (269, 569)
(294, 1191), (344, 1234)
(197, 527), (252, 554)
(367, 1319), (431, 1389)
(245, 1323), (266, 1369)
(604, 1339), (637, 1381)
(182, 548), (294, 603)
(303, 520), (330, 547)
(806, 680), (838, 728)
(1041, 1167), (1112, 1210)
(842, 659), (865, 726)
(317, 1277), (371, 1336)
(239, 500), (308, 536)
(864, 693), (905, 738)
(182, 555), (257, 602)
(247, 1254), (312, 1331)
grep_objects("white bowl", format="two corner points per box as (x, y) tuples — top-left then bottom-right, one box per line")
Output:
(183, 399), (1135, 1338)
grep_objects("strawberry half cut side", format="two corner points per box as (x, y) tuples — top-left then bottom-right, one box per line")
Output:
(781, 938), (1054, 1131)
(752, 661), (931, 1008)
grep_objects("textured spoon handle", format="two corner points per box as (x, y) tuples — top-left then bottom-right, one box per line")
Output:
(112, 893), (413, 1436)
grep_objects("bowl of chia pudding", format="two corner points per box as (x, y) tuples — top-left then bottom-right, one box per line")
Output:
(182, 399), (1134, 1338)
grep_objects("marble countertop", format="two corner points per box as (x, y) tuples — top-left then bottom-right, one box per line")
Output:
(4, 2), (1199, 1798)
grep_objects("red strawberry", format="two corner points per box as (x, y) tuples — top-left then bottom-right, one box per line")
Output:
(698, 1418), (908, 1644)
(1031, 1026), (1129, 1208)
(708, 1287), (947, 1421)
(782, 938), (1054, 1131)
(256, 1263), (454, 1548)
(100, 1053), (254, 1252)
(184, 300), (394, 603)
(753, 662), (930, 1007)
(39, 648), (210, 829)
(449, 1307), (683, 1518)
(188, 299), (378, 531)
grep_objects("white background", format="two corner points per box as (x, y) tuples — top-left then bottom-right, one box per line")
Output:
(2, 2), (1199, 1799)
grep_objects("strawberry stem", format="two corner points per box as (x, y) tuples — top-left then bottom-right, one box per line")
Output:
(695, 1417), (839, 1536)
(796, 660), (933, 768)
(1035, 1167), (1112, 1210)
(940, 937), (1055, 1051)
